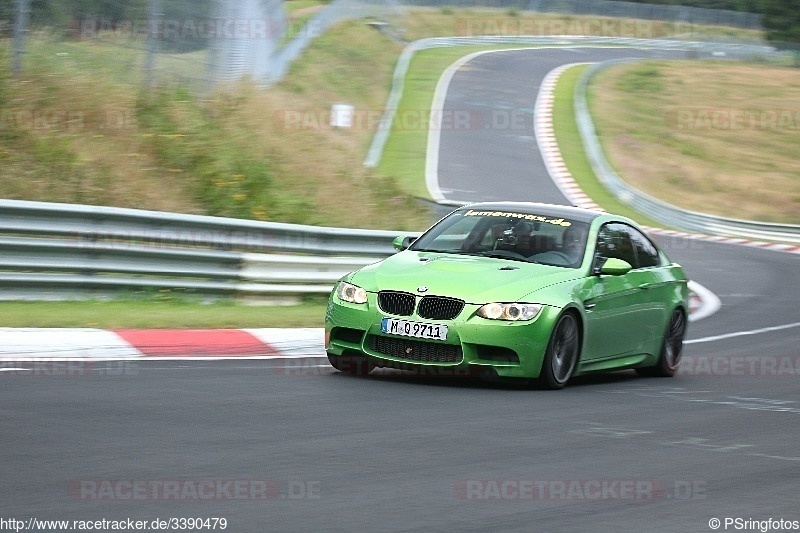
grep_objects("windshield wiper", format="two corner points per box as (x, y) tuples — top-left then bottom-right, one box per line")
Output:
(475, 251), (537, 263)
(412, 248), (460, 254)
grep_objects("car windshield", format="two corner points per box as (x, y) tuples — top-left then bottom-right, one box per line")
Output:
(410, 208), (590, 268)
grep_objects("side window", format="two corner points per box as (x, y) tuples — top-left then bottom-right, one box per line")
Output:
(625, 226), (661, 268)
(597, 223), (662, 270)
(596, 224), (637, 268)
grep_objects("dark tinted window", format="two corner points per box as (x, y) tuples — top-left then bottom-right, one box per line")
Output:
(596, 224), (636, 267)
(626, 226), (661, 268)
(596, 223), (662, 269)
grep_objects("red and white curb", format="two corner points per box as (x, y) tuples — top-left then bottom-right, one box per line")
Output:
(0, 328), (325, 362)
(534, 63), (603, 213)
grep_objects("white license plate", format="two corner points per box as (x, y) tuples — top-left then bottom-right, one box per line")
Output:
(381, 317), (448, 341)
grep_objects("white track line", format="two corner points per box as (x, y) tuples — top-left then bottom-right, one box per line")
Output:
(686, 322), (800, 345)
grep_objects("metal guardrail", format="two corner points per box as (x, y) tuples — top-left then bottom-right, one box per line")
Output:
(0, 199), (401, 256)
(0, 199), (405, 301)
(573, 61), (800, 244)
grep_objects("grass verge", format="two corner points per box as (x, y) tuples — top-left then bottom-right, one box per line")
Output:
(550, 64), (671, 228)
(0, 23), (431, 230)
(378, 44), (535, 198)
(590, 61), (800, 224)
(0, 298), (328, 329)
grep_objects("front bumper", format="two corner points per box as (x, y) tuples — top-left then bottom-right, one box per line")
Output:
(325, 292), (560, 379)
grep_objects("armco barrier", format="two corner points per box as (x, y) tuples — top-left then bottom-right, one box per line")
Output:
(0, 197), (793, 304)
(0, 199), (407, 301)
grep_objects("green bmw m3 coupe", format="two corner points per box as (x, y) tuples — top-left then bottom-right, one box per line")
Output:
(325, 202), (689, 389)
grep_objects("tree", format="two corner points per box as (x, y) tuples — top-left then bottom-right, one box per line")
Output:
(760, 0), (800, 63)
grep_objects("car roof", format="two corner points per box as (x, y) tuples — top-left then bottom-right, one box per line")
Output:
(457, 201), (603, 224)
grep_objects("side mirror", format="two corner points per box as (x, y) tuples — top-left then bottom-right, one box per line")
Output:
(599, 257), (632, 276)
(393, 236), (415, 251)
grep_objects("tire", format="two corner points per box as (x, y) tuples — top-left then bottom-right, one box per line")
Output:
(327, 352), (375, 376)
(536, 313), (580, 390)
(636, 308), (686, 378)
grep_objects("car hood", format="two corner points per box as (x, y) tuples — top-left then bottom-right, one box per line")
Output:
(350, 251), (582, 304)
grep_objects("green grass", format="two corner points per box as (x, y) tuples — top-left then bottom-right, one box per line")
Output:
(589, 61), (800, 224)
(0, 23), (431, 229)
(135, 86), (287, 220)
(378, 44), (547, 199)
(0, 298), (328, 328)
(550, 64), (671, 229)
(378, 46), (487, 198)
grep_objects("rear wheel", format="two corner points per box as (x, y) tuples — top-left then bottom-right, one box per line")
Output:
(636, 308), (686, 377)
(536, 313), (580, 390)
(327, 352), (375, 376)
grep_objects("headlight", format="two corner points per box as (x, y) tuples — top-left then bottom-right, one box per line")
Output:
(336, 282), (368, 304)
(477, 303), (542, 321)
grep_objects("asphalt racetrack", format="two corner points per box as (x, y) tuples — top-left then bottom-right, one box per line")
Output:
(2, 47), (799, 533)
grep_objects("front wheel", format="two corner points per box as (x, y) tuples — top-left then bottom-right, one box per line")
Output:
(327, 352), (375, 376)
(636, 308), (686, 377)
(536, 313), (580, 390)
